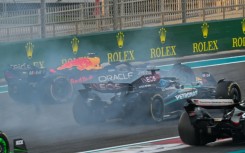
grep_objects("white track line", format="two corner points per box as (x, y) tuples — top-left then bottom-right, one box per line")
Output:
(78, 136), (180, 153)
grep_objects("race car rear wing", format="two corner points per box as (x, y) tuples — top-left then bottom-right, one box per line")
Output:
(186, 99), (235, 110)
(190, 99), (234, 106)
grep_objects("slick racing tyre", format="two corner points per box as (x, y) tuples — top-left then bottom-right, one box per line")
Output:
(215, 80), (241, 103)
(73, 94), (105, 125)
(178, 112), (212, 146)
(169, 63), (196, 84)
(150, 94), (164, 122)
(215, 80), (243, 109)
(0, 133), (9, 153)
(41, 75), (73, 104)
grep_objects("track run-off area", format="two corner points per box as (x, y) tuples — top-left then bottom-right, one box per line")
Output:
(1, 50), (245, 153)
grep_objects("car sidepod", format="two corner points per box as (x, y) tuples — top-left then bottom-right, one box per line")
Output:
(163, 88), (198, 114)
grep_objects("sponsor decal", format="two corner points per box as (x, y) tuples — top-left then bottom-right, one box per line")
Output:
(71, 37), (79, 55)
(202, 72), (211, 78)
(150, 46), (176, 59)
(231, 19), (245, 48)
(159, 28), (167, 44)
(10, 61), (45, 70)
(175, 90), (198, 100)
(33, 61), (45, 68)
(92, 83), (123, 90)
(150, 27), (176, 59)
(15, 140), (24, 145)
(193, 40), (218, 53)
(25, 42), (34, 59)
(19, 42), (46, 68)
(139, 84), (152, 88)
(232, 37), (245, 48)
(28, 70), (43, 75)
(57, 57), (102, 71)
(141, 75), (159, 83)
(193, 22), (219, 53)
(10, 63), (31, 70)
(117, 32), (124, 48)
(193, 99), (234, 106)
(107, 50), (135, 63)
(70, 76), (93, 84)
(108, 32), (135, 62)
(201, 22), (209, 38)
(98, 72), (134, 82)
(242, 18), (245, 34)
(137, 70), (151, 76)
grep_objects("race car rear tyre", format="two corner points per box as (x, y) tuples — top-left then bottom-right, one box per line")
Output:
(150, 95), (164, 122)
(41, 75), (73, 104)
(73, 95), (91, 125)
(7, 83), (33, 103)
(215, 80), (241, 103)
(0, 133), (9, 153)
(178, 112), (209, 146)
(169, 63), (196, 84)
(73, 94), (105, 125)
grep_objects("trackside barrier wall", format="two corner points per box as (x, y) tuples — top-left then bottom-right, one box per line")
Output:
(1, 18), (245, 78)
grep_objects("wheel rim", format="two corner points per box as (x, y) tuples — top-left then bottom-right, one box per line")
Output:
(151, 98), (163, 122)
(0, 137), (7, 153)
(51, 77), (73, 102)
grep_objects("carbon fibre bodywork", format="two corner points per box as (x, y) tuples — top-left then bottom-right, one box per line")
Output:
(4, 64), (73, 104)
(178, 80), (245, 145)
(72, 64), (217, 124)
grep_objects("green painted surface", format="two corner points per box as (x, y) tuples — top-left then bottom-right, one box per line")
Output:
(1, 18), (245, 78)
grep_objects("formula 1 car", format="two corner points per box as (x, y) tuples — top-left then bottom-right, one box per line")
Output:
(3, 59), (149, 104)
(178, 80), (245, 145)
(0, 131), (27, 153)
(3, 55), (215, 106)
(4, 51), (156, 104)
(4, 58), (151, 104)
(72, 63), (217, 124)
(4, 64), (73, 104)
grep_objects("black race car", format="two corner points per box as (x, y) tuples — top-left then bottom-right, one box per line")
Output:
(0, 131), (27, 153)
(178, 80), (245, 145)
(72, 63), (217, 124)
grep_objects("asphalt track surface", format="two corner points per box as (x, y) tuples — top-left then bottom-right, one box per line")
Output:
(1, 51), (245, 153)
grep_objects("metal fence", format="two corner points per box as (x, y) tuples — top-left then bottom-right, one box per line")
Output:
(0, 0), (244, 42)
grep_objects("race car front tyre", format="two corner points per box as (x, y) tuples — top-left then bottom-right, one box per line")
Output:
(215, 80), (241, 103)
(178, 112), (212, 146)
(150, 95), (164, 122)
(0, 133), (9, 153)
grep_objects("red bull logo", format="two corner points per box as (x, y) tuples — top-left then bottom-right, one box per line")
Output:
(57, 57), (102, 71)
(70, 76), (93, 84)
